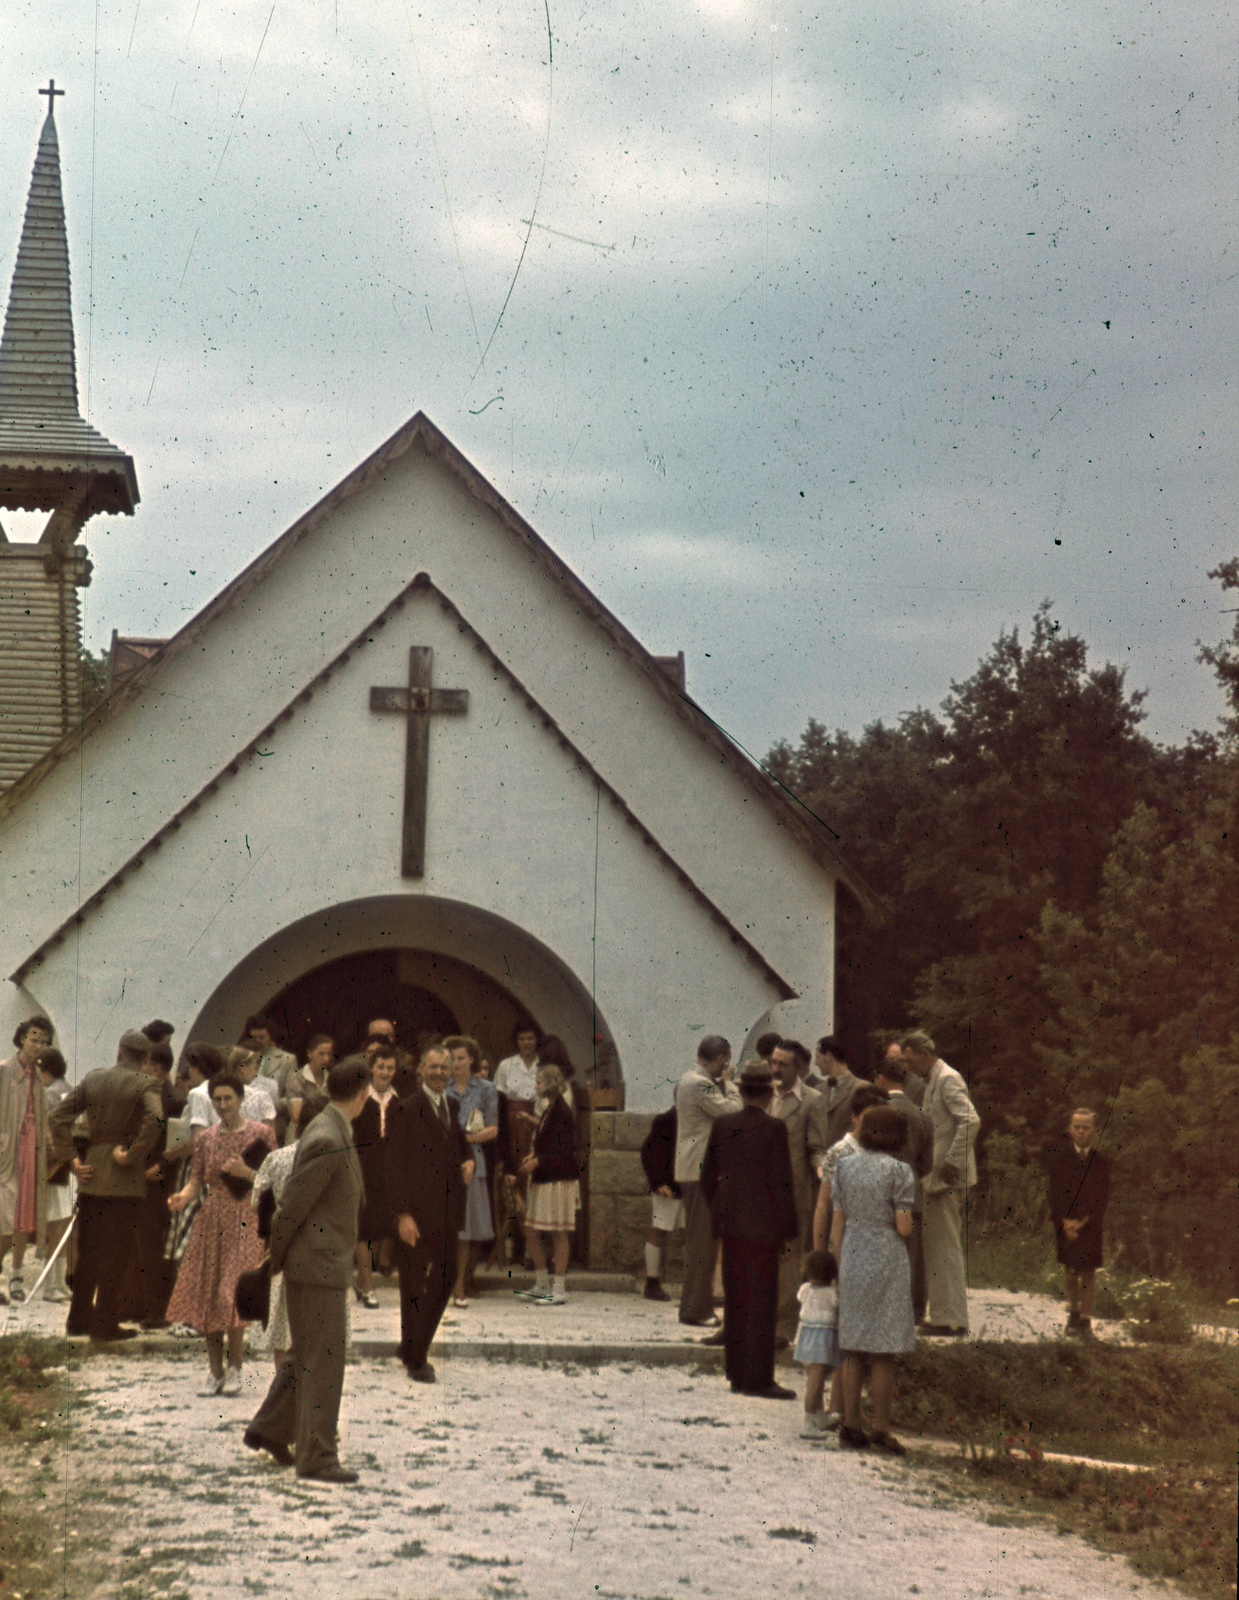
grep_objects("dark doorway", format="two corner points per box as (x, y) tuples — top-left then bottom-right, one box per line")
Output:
(254, 947), (542, 1080)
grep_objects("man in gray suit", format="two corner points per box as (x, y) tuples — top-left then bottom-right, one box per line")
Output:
(818, 1039), (863, 1147)
(899, 1031), (980, 1336)
(769, 1039), (828, 1339)
(245, 1057), (369, 1482)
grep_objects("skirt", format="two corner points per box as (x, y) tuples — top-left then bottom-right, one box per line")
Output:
(459, 1166), (495, 1242)
(526, 1179), (580, 1232)
(793, 1322), (841, 1367)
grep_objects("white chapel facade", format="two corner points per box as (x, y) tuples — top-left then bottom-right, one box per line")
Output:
(0, 95), (880, 1112)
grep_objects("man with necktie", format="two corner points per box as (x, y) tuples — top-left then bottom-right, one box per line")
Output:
(385, 1040), (474, 1382)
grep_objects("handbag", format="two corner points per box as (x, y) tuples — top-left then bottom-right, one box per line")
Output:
(234, 1258), (272, 1327)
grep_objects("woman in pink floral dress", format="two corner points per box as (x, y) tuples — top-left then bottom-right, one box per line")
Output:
(167, 1072), (274, 1396)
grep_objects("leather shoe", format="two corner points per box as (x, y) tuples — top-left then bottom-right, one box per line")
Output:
(699, 1330), (727, 1347)
(243, 1429), (293, 1467)
(405, 1362), (437, 1383)
(732, 1382), (796, 1400)
(297, 1464), (359, 1484)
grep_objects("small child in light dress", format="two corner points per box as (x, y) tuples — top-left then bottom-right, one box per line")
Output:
(794, 1250), (840, 1440)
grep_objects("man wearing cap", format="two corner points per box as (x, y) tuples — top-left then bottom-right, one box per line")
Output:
(700, 1059), (799, 1399)
(49, 1030), (164, 1341)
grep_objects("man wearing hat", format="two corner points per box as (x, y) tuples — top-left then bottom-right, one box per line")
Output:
(699, 1059), (799, 1399)
(49, 1030), (165, 1341)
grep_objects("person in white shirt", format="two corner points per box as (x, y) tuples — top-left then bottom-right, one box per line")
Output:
(494, 1022), (540, 1101)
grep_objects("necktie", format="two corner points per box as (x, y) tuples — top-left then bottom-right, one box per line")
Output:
(439, 1097), (450, 1129)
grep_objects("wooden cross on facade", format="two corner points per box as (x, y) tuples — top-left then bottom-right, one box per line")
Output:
(369, 647), (469, 877)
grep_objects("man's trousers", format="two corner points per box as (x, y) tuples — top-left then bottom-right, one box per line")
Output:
(396, 1230), (453, 1368)
(721, 1236), (780, 1392)
(677, 1181), (718, 1324)
(248, 1279), (347, 1477)
(923, 1188), (969, 1329)
(67, 1195), (140, 1337)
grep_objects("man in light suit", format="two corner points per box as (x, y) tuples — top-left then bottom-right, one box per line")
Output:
(701, 1060), (799, 1398)
(899, 1031), (980, 1336)
(674, 1035), (739, 1328)
(769, 1039), (828, 1339)
(385, 1040), (473, 1382)
(49, 1030), (164, 1342)
(244, 1056), (369, 1482)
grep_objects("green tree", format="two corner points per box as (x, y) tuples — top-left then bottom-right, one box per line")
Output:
(80, 645), (109, 715)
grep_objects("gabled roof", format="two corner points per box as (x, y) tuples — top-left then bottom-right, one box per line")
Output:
(0, 95), (138, 529)
(0, 411), (886, 921)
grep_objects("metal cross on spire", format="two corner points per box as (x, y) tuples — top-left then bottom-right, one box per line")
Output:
(38, 80), (65, 114)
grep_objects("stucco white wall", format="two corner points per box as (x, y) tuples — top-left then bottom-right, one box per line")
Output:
(5, 592), (781, 1105)
(1, 424), (839, 1086)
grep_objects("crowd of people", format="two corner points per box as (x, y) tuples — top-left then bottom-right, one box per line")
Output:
(0, 1009), (1111, 1478)
(651, 1028), (1110, 1454)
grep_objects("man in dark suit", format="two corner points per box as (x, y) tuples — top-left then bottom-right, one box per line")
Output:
(49, 1030), (164, 1342)
(700, 1059), (799, 1399)
(245, 1056), (369, 1482)
(874, 1051), (934, 1324)
(385, 1039), (474, 1383)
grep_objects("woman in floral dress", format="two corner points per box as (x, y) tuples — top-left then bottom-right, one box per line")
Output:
(167, 1072), (274, 1395)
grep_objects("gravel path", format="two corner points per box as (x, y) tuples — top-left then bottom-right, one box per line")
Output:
(40, 1350), (1166, 1600)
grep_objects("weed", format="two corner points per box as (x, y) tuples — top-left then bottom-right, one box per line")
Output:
(394, 1539), (427, 1558)
(767, 1526), (817, 1544)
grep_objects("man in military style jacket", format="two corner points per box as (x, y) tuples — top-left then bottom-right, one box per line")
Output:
(701, 1060), (799, 1398)
(385, 1041), (473, 1382)
(49, 1030), (164, 1341)
(246, 1056), (368, 1482)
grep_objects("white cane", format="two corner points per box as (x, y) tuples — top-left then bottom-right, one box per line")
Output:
(20, 1210), (78, 1308)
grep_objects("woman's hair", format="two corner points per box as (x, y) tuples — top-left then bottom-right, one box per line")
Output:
(537, 1063), (567, 1097)
(35, 1047), (68, 1081)
(538, 1035), (574, 1075)
(443, 1035), (481, 1071)
(802, 1249), (837, 1288)
(512, 1017), (543, 1048)
(850, 1084), (888, 1120)
(296, 1088), (329, 1132)
(305, 1033), (334, 1055)
(14, 1016), (54, 1048)
(227, 1046), (258, 1075)
(208, 1071), (245, 1102)
(857, 1105), (905, 1153)
(183, 1041), (223, 1080)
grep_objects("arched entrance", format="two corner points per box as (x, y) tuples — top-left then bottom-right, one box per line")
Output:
(187, 894), (619, 1088)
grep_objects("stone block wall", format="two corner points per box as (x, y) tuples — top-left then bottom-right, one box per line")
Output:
(587, 1111), (685, 1278)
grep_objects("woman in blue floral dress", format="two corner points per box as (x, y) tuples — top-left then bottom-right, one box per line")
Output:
(831, 1106), (916, 1454)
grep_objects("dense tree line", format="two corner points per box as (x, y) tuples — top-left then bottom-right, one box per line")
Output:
(768, 572), (1239, 1294)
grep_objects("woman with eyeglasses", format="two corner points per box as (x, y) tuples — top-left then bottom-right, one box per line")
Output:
(167, 1071), (275, 1396)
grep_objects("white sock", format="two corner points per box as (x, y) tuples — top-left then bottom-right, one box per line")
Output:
(534, 1270), (549, 1292)
(552, 1276), (566, 1297)
(645, 1244), (662, 1279)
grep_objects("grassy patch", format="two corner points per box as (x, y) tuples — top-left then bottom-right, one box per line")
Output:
(893, 1339), (1238, 1470)
(922, 1450), (1237, 1600)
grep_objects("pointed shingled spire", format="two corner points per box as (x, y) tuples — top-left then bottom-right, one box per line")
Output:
(0, 84), (138, 541)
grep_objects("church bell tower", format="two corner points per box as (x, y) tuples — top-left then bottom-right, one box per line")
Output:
(0, 82), (139, 789)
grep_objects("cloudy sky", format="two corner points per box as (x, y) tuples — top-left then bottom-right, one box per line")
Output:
(2, 0), (1235, 757)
